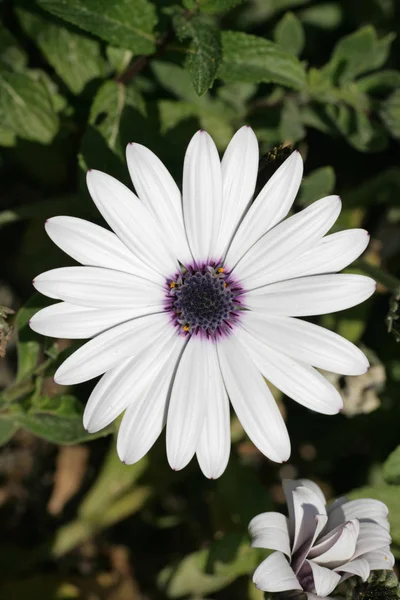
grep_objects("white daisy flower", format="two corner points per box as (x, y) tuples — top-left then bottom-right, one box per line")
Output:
(250, 479), (394, 599)
(30, 127), (375, 478)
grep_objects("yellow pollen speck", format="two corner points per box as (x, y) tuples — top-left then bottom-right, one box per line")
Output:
(224, 282), (227, 287)
(170, 281), (176, 288)
(217, 267), (225, 273)
(183, 325), (189, 331)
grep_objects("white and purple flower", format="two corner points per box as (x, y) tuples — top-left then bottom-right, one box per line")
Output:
(30, 127), (374, 478)
(250, 479), (394, 598)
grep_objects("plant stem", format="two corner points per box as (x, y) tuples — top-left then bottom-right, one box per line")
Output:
(355, 260), (400, 294)
(116, 27), (175, 85)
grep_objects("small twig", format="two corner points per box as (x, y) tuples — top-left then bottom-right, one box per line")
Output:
(116, 27), (175, 85)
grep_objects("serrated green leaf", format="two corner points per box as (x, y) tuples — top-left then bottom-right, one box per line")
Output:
(381, 89), (400, 139)
(298, 166), (336, 206)
(171, 10), (221, 95)
(17, 7), (107, 95)
(383, 446), (400, 485)
(274, 12), (305, 57)
(218, 31), (307, 90)
(0, 24), (28, 72)
(0, 71), (59, 143)
(38, 0), (157, 55)
(177, 16), (221, 95)
(324, 25), (396, 84)
(13, 394), (112, 445)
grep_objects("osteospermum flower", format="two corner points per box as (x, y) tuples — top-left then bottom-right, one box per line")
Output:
(250, 479), (394, 599)
(30, 127), (375, 478)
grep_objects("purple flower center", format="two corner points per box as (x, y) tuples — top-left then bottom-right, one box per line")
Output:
(165, 262), (244, 337)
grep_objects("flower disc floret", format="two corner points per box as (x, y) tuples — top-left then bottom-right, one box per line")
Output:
(166, 264), (243, 337)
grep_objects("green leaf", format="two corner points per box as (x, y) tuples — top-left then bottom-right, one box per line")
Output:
(79, 442), (148, 519)
(383, 446), (400, 485)
(17, 8), (107, 95)
(172, 11), (222, 95)
(0, 71), (59, 143)
(13, 395), (112, 445)
(184, 0), (245, 13)
(152, 61), (199, 102)
(15, 295), (46, 383)
(80, 79), (146, 178)
(280, 97), (305, 142)
(218, 31), (307, 90)
(349, 484), (400, 549)
(159, 100), (197, 134)
(298, 166), (336, 206)
(0, 419), (17, 446)
(299, 3), (342, 30)
(106, 46), (133, 76)
(158, 533), (260, 598)
(324, 26), (396, 84)
(38, 0), (157, 55)
(0, 24), (28, 72)
(357, 70), (400, 96)
(381, 89), (400, 139)
(274, 12), (305, 57)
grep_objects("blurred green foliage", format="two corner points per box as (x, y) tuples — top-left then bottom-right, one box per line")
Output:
(0, 0), (400, 598)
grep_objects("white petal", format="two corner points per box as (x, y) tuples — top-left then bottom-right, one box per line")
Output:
(257, 229), (370, 286)
(166, 336), (209, 471)
(352, 522), (391, 559)
(45, 216), (159, 282)
(29, 301), (155, 339)
(182, 130), (223, 262)
(246, 274), (376, 317)
(87, 170), (177, 275)
(292, 514), (329, 575)
(217, 126), (258, 255)
(126, 143), (192, 264)
(54, 312), (170, 385)
(117, 335), (185, 464)
(227, 151), (303, 267)
(217, 335), (290, 463)
(306, 560), (341, 596)
(335, 557), (370, 582)
(310, 520), (360, 568)
(33, 266), (164, 310)
(233, 195), (341, 289)
(253, 551), (302, 592)
(196, 344), (230, 479)
(83, 325), (179, 432)
(249, 512), (291, 557)
(362, 546), (395, 570)
(297, 480), (327, 507)
(240, 312), (369, 376)
(291, 485), (327, 554)
(236, 327), (343, 415)
(327, 498), (390, 532)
